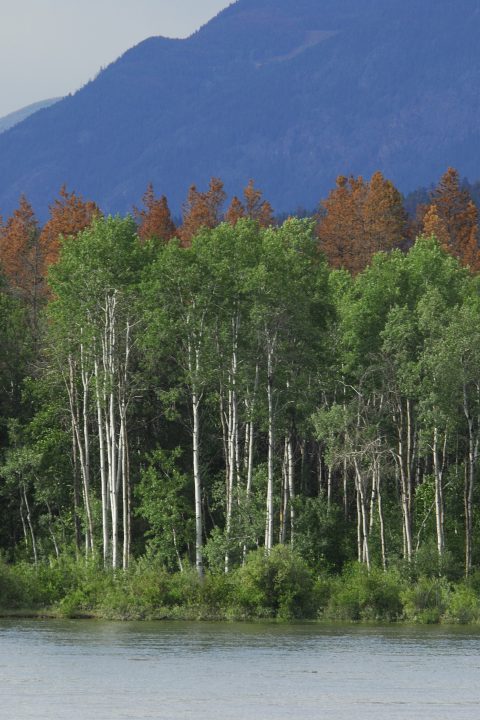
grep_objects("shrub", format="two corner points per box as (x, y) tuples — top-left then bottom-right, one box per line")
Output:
(401, 576), (450, 623)
(444, 584), (480, 624)
(0, 560), (29, 607)
(57, 588), (91, 618)
(312, 576), (333, 616)
(166, 565), (202, 607)
(326, 564), (404, 621)
(200, 572), (234, 613)
(412, 541), (459, 582)
(233, 545), (315, 619)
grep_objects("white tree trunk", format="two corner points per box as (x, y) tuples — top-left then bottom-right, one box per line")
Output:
(433, 425), (446, 559)
(287, 432), (295, 546)
(265, 344), (275, 552)
(94, 357), (109, 566)
(192, 386), (203, 576)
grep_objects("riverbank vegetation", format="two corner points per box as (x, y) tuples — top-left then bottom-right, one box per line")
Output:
(2, 549), (480, 624)
(1, 168), (480, 622)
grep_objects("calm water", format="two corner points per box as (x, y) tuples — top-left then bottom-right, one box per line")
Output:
(1, 620), (480, 719)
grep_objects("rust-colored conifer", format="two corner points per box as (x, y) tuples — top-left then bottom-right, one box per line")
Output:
(317, 175), (366, 273)
(423, 205), (450, 248)
(225, 196), (245, 226)
(0, 195), (42, 326)
(243, 179), (274, 227)
(40, 185), (99, 270)
(179, 177), (226, 245)
(317, 172), (407, 273)
(226, 180), (274, 228)
(363, 171), (408, 255)
(422, 168), (480, 270)
(134, 183), (176, 243)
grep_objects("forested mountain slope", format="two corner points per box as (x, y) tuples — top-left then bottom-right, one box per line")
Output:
(0, 99), (61, 135)
(0, 0), (478, 219)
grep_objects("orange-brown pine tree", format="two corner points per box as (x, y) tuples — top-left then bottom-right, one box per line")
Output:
(134, 183), (176, 244)
(225, 196), (245, 226)
(226, 180), (274, 228)
(317, 173), (407, 273)
(363, 171), (408, 255)
(0, 195), (42, 326)
(422, 168), (480, 270)
(422, 204), (450, 248)
(317, 175), (367, 273)
(179, 177), (226, 245)
(40, 186), (99, 270)
(243, 179), (274, 227)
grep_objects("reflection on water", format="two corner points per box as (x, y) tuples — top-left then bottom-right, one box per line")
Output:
(1, 620), (480, 719)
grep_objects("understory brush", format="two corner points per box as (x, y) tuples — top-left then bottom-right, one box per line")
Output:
(325, 564), (404, 621)
(1, 551), (480, 624)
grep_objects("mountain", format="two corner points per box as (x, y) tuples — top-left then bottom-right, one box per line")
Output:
(0, 98), (61, 135)
(0, 0), (479, 220)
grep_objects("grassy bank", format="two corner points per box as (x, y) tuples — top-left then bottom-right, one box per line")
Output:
(1, 547), (480, 624)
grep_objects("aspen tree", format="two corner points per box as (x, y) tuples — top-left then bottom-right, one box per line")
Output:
(49, 216), (144, 567)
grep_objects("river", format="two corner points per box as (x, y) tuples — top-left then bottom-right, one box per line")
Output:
(1, 620), (480, 719)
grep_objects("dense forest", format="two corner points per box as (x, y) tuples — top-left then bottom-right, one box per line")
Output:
(1, 167), (480, 622)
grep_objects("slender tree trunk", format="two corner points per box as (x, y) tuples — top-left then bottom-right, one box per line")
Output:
(192, 385), (203, 576)
(22, 483), (38, 567)
(245, 363), (259, 500)
(432, 425), (445, 559)
(343, 457), (348, 519)
(242, 365), (258, 564)
(356, 480), (362, 563)
(369, 474), (376, 533)
(173, 526), (184, 573)
(19, 491), (28, 553)
(186, 307), (204, 578)
(327, 463), (332, 510)
(65, 353), (94, 558)
(79, 343), (95, 555)
(46, 501), (60, 560)
(463, 384), (478, 576)
(265, 345), (275, 551)
(224, 317), (238, 573)
(375, 458), (387, 570)
(353, 458), (370, 570)
(94, 358), (109, 566)
(279, 437), (288, 544)
(121, 320), (131, 571)
(396, 400), (413, 562)
(69, 362), (82, 554)
(287, 431), (295, 546)
(102, 295), (118, 569)
(107, 388), (118, 568)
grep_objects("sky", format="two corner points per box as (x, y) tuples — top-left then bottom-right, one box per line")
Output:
(0, 0), (233, 117)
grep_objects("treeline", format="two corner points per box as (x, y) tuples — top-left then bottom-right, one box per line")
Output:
(0, 167), (480, 593)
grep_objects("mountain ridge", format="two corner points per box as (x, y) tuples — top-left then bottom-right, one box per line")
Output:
(0, 0), (478, 220)
(0, 98), (61, 135)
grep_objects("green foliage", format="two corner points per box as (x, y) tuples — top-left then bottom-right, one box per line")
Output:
(1, 553), (480, 625)
(294, 496), (349, 571)
(136, 449), (193, 570)
(326, 564), (404, 621)
(401, 576), (450, 623)
(444, 584), (480, 624)
(411, 540), (458, 582)
(2, 219), (480, 620)
(0, 559), (30, 607)
(0, 555), (104, 611)
(233, 545), (316, 619)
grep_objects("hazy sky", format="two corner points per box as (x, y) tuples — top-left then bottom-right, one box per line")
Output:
(0, 0), (232, 117)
